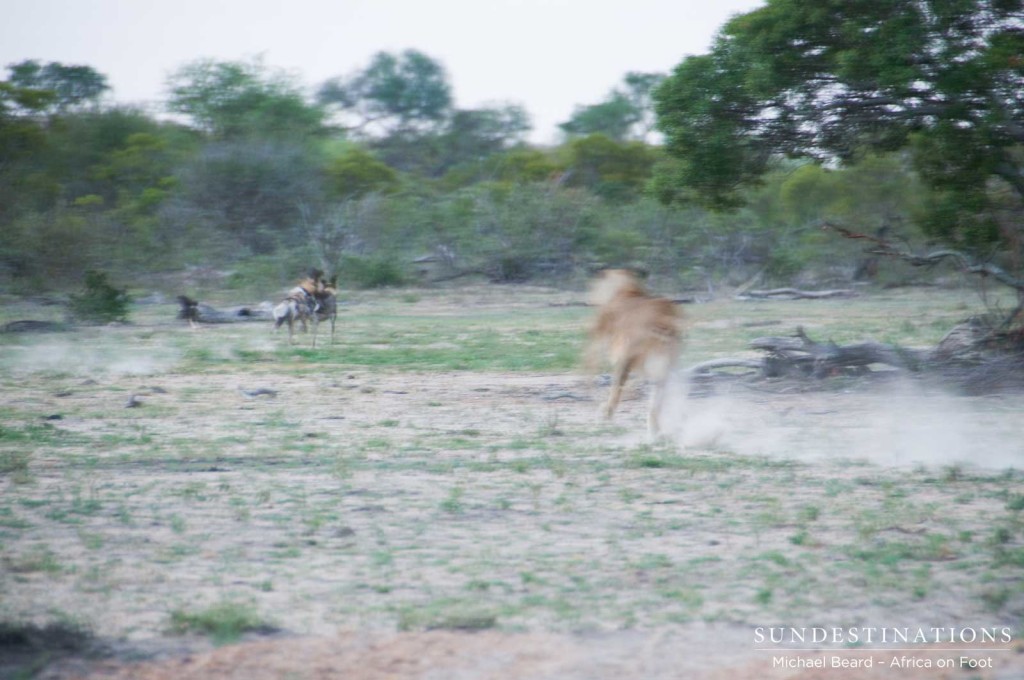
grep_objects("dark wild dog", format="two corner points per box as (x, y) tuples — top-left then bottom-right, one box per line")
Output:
(311, 275), (338, 348)
(176, 295), (200, 329)
(585, 269), (683, 439)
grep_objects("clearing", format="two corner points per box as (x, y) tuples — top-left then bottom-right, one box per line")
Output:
(1, 284), (1021, 678)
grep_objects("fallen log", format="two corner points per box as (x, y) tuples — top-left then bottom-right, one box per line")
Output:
(750, 326), (928, 377)
(177, 297), (274, 324)
(688, 321), (1024, 392)
(686, 358), (764, 376)
(688, 326), (928, 379)
(736, 288), (857, 300)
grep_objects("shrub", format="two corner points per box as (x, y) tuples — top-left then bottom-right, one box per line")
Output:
(340, 255), (406, 289)
(68, 270), (131, 323)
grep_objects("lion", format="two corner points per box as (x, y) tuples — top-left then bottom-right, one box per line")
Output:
(585, 269), (684, 439)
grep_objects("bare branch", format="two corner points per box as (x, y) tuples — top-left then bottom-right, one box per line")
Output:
(822, 222), (1024, 293)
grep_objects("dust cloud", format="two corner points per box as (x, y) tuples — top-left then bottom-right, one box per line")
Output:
(2, 339), (179, 376)
(661, 377), (1024, 470)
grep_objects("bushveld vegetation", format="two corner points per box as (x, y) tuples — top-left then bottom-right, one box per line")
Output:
(1, 1), (1020, 305)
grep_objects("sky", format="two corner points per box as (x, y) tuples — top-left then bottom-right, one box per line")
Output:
(0, 0), (764, 144)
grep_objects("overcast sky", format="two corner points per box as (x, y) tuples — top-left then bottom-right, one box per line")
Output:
(0, 0), (764, 143)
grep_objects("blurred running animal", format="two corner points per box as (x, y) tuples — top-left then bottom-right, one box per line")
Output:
(584, 269), (683, 439)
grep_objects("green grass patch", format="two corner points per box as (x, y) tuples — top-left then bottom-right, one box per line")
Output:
(292, 332), (579, 371)
(626, 450), (795, 474)
(0, 423), (69, 447)
(0, 450), (31, 480)
(396, 598), (499, 632)
(168, 600), (275, 645)
(6, 547), (63, 574)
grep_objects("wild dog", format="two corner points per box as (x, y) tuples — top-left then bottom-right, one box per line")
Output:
(176, 295), (200, 329)
(273, 272), (321, 344)
(311, 275), (338, 348)
(584, 269), (683, 439)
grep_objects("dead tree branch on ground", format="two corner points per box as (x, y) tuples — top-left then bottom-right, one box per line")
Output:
(687, 322), (1024, 393)
(749, 326), (928, 377)
(688, 326), (927, 380)
(736, 288), (857, 300)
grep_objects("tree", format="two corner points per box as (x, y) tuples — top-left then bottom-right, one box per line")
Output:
(317, 50), (453, 137)
(166, 58), (324, 139)
(455, 183), (603, 281)
(489, 148), (559, 184)
(0, 80), (50, 223)
(169, 140), (323, 254)
(325, 146), (398, 200)
(6, 60), (109, 114)
(563, 134), (657, 202)
(0, 62), (109, 223)
(621, 72), (666, 139)
(432, 104), (532, 181)
(654, 0), (1024, 251)
(560, 72), (665, 141)
(441, 105), (530, 164)
(439, 146), (558, 190)
(560, 93), (639, 141)
(39, 108), (183, 207)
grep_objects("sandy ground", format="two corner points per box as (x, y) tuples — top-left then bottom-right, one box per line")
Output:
(39, 629), (1024, 680)
(7, 367), (1023, 680)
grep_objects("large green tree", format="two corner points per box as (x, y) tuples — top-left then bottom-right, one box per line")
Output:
(1, 61), (112, 223)
(563, 134), (658, 202)
(166, 58), (324, 139)
(325, 146), (398, 200)
(317, 50), (453, 137)
(654, 0), (1024, 250)
(7, 60), (109, 114)
(431, 104), (532, 180)
(0, 77), (51, 222)
(560, 92), (639, 141)
(560, 72), (665, 141)
(168, 140), (323, 254)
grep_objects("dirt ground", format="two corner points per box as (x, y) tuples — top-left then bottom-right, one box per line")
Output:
(2, 286), (1023, 679)
(38, 629), (1024, 680)
(11, 367), (1024, 679)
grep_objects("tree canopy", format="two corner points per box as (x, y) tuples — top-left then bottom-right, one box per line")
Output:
(317, 49), (453, 136)
(654, 0), (1024, 249)
(166, 58), (325, 139)
(6, 60), (109, 114)
(560, 71), (665, 141)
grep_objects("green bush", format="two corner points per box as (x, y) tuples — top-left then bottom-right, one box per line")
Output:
(225, 253), (312, 297)
(488, 255), (532, 283)
(765, 249), (805, 282)
(340, 255), (406, 289)
(68, 270), (131, 323)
